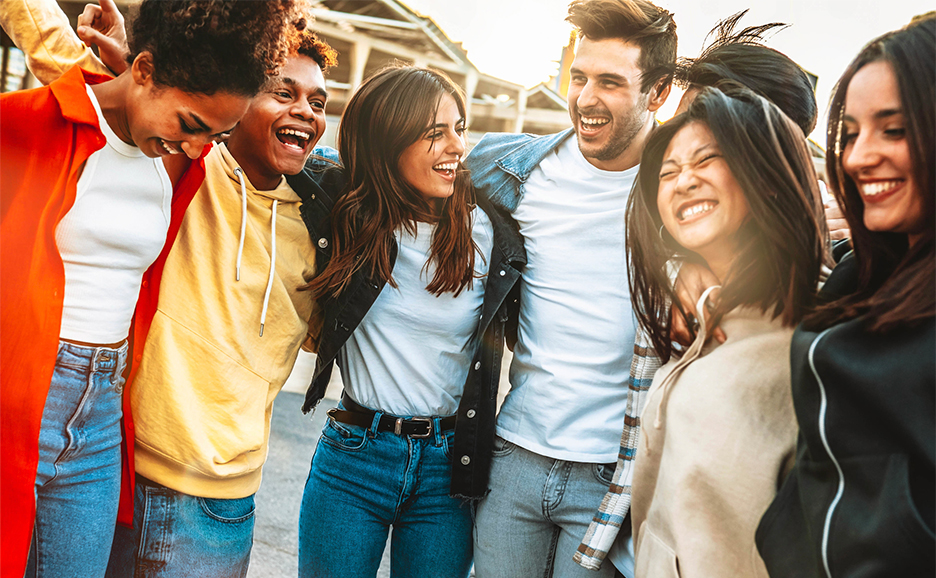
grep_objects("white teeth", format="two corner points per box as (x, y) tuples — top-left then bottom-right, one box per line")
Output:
(861, 180), (901, 197)
(160, 139), (181, 154)
(581, 116), (610, 126)
(433, 162), (458, 171)
(277, 128), (311, 140)
(678, 201), (717, 220)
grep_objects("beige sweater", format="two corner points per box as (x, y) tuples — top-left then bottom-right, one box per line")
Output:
(630, 307), (797, 578)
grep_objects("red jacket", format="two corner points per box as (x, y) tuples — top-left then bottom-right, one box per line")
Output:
(0, 66), (206, 575)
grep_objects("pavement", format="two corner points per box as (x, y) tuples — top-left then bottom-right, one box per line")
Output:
(246, 351), (393, 578)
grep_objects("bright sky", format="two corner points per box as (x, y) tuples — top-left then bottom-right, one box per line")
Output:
(403, 0), (932, 140)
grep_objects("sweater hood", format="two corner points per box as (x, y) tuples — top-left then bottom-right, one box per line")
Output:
(215, 143), (300, 204)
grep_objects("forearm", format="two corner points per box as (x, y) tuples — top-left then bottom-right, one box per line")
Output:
(0, 0), (111, 85)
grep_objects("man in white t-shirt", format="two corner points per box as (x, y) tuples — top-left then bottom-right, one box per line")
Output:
(465, 1), (677, 576)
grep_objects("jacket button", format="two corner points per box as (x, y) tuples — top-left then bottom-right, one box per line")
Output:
(318, 238), (328, 248)
(466, 409), (476, 418)
(311, 194), (316, 200)
(499, 270), (506, 276)
(474, 361), (481, 370)
(460, 455), (471, 465)
(142, 280), (149, 288)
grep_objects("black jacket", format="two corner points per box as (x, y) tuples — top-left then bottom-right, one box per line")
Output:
(756, 254), (936, 577)
(285, 152), (526, 499)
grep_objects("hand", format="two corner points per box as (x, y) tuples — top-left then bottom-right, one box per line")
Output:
(77, 0), (128, 75)
(670, 262), (726, 346)
(824, 199), (850, 241)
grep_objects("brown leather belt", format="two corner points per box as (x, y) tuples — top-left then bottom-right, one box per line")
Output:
(327, 393), (457, 438)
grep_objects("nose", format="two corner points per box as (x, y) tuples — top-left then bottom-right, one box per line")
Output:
(180, 135), (212, 160)
(576, 80), (600, 110)
(842, 130), (881, 176)
(673, 167), (699, 195)
(446, 129), (466, 157)
(291, 98), (316, 121)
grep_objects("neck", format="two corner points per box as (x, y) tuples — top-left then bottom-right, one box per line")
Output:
(226, 137), (281, 191)
(89, 74), (135, 146)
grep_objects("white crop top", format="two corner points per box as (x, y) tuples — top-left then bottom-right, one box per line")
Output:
(54, 85), (173, 343)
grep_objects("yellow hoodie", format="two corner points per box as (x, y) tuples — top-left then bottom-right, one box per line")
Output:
(131, 144), (318, 498)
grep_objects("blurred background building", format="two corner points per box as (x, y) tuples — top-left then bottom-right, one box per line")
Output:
(1, 0), (573, 145)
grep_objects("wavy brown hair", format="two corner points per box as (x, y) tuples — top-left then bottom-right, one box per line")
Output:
(309, 65), (478, 298)
(805, 16), (935, 332)
(628, 83), (826, 362)
(127, 0), (312, 96)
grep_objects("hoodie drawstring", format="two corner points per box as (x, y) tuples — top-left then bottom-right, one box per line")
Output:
(233, 168), (248, 282)
(645, 285), (722, 453)
(259, 200), (278, 337)
(233, 167), (278, 337)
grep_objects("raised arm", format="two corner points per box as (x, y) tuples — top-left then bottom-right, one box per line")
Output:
(0, 0), (112, 85)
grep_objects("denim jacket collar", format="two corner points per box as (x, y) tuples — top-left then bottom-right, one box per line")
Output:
(494, 128), (574, 183)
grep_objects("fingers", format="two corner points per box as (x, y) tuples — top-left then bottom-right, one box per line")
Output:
(824, 200), (851, 241)
(670, 305), (694, 347)
(78, 4), (102, 31)
(99, 0), (122, 19)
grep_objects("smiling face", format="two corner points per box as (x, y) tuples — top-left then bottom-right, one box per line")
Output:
(225, 54), (327, 189)
(841, 60), (925, 241)
(397, 93), (466, 203)
(657, 121), (750, 278)
(125, 53), (249, 159)
(567, 36), (666, 171)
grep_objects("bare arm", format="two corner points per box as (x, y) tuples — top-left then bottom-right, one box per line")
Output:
(0, 0), (112, 85)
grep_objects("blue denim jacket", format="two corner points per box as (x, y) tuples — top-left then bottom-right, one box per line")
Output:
(465, 128), (574, 213)
(285, 147), (526, 499)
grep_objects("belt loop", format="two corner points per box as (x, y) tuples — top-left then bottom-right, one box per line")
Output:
(369, 410), (383, 437)
(433, 417), (444, 445)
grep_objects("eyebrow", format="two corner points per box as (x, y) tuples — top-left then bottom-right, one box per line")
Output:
(569, 67), (629, 84)
(427, 117), (466, 131)
(278, 77), (329, 100)
(843, 108), (903, 123)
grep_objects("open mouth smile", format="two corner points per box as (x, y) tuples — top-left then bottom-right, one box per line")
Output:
(676, 199), (718, 222)
(433, 161), (458, 180)
(159, 139), (182, 155)
(859, 179), (903, 201)
(275, 127), (312, 152)
(579, 115), (610, 133)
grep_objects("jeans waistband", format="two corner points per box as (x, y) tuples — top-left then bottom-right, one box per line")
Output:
(56, 339), (129, 374)
(330, 392), (456, 438)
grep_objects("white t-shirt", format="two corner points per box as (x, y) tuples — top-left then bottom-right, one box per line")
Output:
(497, 136), (638, 463)
(55, 86), (172, 343)
(338, 208), (495, 416)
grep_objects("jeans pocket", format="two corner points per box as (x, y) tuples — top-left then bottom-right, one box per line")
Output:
(491, 435), (515, 457)
(321, 418), (369, 452)
(198, 495), (256, 523)
(593, 462), (617, 486)
(442, 429), (456, 460)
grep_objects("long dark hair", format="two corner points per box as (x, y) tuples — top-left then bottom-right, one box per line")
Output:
(628, 83), (826, 362)
(309, 65), (478, 298)
(805, 16), (935, 332)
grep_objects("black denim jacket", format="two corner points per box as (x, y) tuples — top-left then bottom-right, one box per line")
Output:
(285, 150), (526, 499)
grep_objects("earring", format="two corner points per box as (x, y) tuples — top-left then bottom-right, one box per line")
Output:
(659, 224), (667, 243)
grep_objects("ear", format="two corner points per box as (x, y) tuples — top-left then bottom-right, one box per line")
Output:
(130, 51), (155, 87)
(647, 79), (672, 113)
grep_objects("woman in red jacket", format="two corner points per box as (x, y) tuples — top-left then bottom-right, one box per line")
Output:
(0, 2), (310, 576)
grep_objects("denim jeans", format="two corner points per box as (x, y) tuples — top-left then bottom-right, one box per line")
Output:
(473, 436), (622, 578)
(104, 477), (256, 578)
(298, 403), (473, 578)
(25, 341), (128, 578)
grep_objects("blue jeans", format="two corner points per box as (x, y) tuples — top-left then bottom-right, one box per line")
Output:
(25, 341), (128, 578)
(473, 437), (624, 578)
(104, 478), (256, 578)
(298, 402), (473, 578)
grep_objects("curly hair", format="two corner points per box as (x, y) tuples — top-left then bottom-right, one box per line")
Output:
(126, 0), (313, 96)
(296, 29), (338, 73)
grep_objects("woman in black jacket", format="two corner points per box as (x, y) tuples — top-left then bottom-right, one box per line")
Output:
(755, 16), (935, 578)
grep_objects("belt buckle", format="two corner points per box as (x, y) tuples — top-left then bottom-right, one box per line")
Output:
(408, 417), (433, 438)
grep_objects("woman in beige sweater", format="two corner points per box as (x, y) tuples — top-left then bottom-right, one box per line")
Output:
(624, 83), (826, 577)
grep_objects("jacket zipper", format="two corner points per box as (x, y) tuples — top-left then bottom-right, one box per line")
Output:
(808, 327), (845, 578)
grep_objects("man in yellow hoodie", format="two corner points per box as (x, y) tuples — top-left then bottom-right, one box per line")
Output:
(1, 1), (338, 575)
